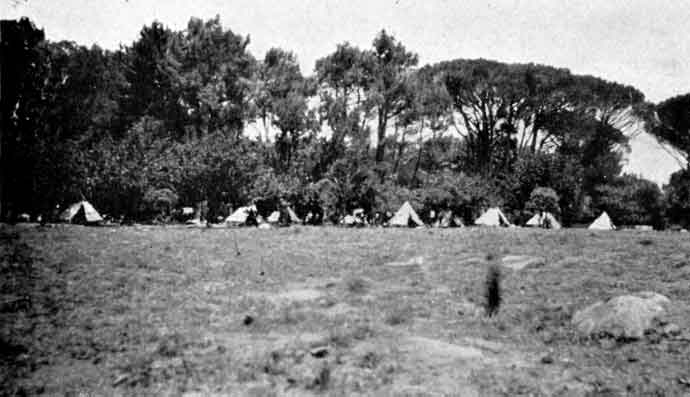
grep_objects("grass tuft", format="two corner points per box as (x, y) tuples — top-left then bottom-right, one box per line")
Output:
(328, 321), (375, 348)
(383, 305), (414, 326)
(345, 277), (368, 294)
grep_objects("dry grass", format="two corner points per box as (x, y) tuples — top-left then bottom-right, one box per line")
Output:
(1, 224), (690, 395)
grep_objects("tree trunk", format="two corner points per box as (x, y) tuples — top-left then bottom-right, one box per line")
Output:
(375, 106), (388, 163)
(0, 23), (4, 220)
(411, 120), (425, 184)
(530, 128), (539, 153)
(392, 125), (403, 175)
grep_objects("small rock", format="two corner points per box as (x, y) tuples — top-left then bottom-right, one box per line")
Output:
(646, 330), (663, 344)
(243, 315), (254, 326)
(170, 357), (184, 367)
(663, 323), (681, 336)
(456, 301), (481, 317)
(151, 359), (167, 369)
(310, 346), (329, 358)
(287, 361), (321, 387)
(113, 374), (129, 387)
(572, 292), (671, 339)
(541, 331), (555, 344)
(297, 333), (329, 348)
(673, 261), (688, 269)
(317, 297), (336, 308)
(540, 355), (554, 364)
(627, 356), (639, 362)
(245, 381), (275, 397)
(599, 338), (617, 349)
(385, 256), (425, 267)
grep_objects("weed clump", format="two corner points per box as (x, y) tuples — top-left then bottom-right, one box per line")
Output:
(345, 277), (368, 294)
(328, 321), (375, 348)
(383, 305), (414, 326)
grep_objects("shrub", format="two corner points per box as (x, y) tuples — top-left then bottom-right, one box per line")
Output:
(525, 187), (560, 215)
(665, 168), (690, 228)
(142, 187), (178, 220)
(593, 174), (665, 228)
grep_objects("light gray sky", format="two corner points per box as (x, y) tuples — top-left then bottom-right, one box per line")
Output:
(3, 0), (688, 184)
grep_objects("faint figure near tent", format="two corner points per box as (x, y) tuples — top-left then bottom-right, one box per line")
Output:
(353, 208), (366, 226)
(525, 211), (561, 229)
(434, 210), (463, 228)
(52, 204), (61, 223)
(197, 200), (209, 222)
(541, 212), (551, 229)
(246, 207), (258, 226)
(374, 212), (382, 226)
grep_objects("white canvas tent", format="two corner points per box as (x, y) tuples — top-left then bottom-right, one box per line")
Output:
(388, 201), (424, 227)
(589, 211), (615, 230)
(525, 212), (561, 229)
(225, 205), (258, 225)
(474, 207), (511, 227)
(59, 201), (103, 224)
(341, 214), (358, 226)
(267, 211), (280, 223)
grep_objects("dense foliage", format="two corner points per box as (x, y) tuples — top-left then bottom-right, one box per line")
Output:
(1, 17), (684, 228)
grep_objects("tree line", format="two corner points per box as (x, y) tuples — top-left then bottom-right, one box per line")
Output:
(1, 16), (687, 228)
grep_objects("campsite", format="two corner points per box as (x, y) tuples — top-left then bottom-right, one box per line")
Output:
(2, 223), (690, 395)
(3, 1), (690, 396)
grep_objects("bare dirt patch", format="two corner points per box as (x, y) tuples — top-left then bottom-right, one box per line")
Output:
(399, 336), (485, 362)
(267, 288), (324, 305)
(501, 255), (546, 270)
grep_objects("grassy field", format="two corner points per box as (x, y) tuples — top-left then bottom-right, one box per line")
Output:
(1, 224), (690, 396)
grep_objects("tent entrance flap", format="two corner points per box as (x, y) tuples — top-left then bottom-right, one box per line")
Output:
(59, 201), (103, 224)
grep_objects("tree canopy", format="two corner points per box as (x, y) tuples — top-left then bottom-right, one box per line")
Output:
(650, 93), (690, 161)
(0, 17), (674, 228)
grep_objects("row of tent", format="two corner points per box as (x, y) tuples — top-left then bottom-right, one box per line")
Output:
(389, 202), (516, 228)
(223, 205), (301, 227)
(56, 201), (301, 227)
(57, 199), (616, 230)
(381, 201), (615, 230)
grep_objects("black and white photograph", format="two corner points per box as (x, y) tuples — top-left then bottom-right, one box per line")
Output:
(1, 0), (690, 395)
